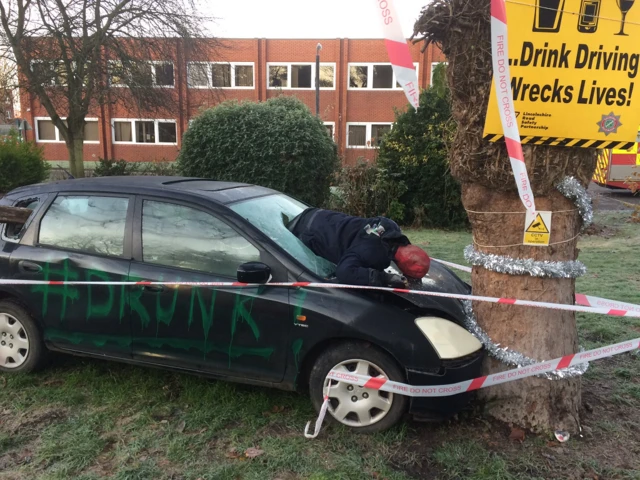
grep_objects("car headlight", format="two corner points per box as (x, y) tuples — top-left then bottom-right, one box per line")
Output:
(414, 317), (483, 360)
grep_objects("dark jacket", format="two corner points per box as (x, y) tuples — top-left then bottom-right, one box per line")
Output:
(289, 208), (409, 286)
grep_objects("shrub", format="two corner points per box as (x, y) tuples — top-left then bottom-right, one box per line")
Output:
(328, 160), (407, 222)
(0, 133), (50, 193)
(377, 88), (468, 229)
(177, 96), (339, 206)
(93, 158), (139, 176)
(93, 158), (177, 177)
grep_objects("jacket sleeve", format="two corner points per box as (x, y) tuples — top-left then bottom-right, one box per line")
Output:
(335, 245), (390, 286)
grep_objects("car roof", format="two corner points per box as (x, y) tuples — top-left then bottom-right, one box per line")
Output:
(7, 176), (279, 205)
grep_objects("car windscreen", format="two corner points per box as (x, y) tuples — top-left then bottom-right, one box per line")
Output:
(230, 194), (336, 278)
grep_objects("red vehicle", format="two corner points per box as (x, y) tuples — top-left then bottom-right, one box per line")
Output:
(593, 131), (640, 191)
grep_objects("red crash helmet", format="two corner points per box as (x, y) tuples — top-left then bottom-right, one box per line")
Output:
(394, 245), (431, 279)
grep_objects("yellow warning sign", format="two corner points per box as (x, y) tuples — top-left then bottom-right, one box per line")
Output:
(523, 211), (552, 246)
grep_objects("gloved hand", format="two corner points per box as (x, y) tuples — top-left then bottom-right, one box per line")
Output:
(383, 272), (408, 288)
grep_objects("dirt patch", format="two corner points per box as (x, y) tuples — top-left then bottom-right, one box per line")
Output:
(582, 223), (619, 238)
(391, 357), (640, 479)
(8, 407), (67, 435)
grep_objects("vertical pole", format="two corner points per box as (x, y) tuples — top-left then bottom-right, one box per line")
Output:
(316, 43), (322, 118)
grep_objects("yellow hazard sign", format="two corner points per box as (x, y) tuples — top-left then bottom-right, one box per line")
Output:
(484, 0), (640, 150)
(523, 211), (552, 246)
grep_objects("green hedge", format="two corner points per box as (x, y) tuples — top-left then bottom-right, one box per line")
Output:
(0, 133), (50, 193)
(177, 96), (339, 206)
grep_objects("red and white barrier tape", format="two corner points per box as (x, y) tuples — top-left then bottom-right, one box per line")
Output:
(490, 0), (536, 215)
(377, 0), (420, 110)
(431, 258), (640, 312)
(328, 337), (640, 398)
(301, 337), (640, 438)
(2, 279), (640, 319)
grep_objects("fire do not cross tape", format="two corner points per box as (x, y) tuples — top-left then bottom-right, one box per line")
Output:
(1, 278), (640, 319)
(328, 337), (640, 398)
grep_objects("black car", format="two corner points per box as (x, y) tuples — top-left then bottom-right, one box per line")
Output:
(0, 177), (483, 433)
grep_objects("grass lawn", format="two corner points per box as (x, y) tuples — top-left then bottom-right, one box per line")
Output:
(0, 212), (639, 479)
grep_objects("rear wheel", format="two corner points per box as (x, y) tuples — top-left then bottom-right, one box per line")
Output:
(0, 300), (47, 373)
(309, 342), (408, 433)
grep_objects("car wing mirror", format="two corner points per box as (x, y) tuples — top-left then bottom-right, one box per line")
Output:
(237, 262), (272, 284)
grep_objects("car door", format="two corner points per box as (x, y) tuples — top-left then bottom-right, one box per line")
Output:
(7, 193), (134, 357)
(128, 196), (291, 383)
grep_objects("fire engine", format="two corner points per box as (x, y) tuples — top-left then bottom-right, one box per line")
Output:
(593, 129), (640, 191)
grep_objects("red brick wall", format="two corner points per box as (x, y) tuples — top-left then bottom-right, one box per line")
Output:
(21, 38), (446, 166)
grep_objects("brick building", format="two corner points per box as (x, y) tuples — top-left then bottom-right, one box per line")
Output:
(21, 38), (445, 167)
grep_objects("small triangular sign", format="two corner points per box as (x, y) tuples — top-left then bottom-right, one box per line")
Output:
(525, 213), (550, 234)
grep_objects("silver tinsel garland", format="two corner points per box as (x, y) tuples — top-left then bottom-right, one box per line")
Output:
(463, 245), (587, 278)
(462, 301), (589, 380)
(556, 176), (594, 229)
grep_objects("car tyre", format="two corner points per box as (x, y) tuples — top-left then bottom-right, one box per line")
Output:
(0, 300), (47, 373)
(309, 342), (408, 434)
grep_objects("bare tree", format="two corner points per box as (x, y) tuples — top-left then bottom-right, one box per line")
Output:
(413, 0), (595, 433)
(0, 0), (220, 178)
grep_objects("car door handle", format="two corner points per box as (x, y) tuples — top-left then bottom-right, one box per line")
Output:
(143, 285), (165, 293)
(18, 261), (42, 273)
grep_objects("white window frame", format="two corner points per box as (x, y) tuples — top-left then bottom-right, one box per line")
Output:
(430, 61), (448, 86)
(187, 62), (255, 89)
(108, 60), (175, 88)
(34, 116), (100, 144)
(266, 62), (336, 90)
(111, 118), (178, 145)
(323, 121), (335, 140)
(346, 122), (393, 149)
(347, 63), (419, 90)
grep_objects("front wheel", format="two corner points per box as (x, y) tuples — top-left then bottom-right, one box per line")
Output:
(309, 342), (408, 434)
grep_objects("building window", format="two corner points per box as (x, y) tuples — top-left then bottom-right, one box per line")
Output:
(269, 65), (288, 88)
(370, 124), (391, 146)
(187, 62), (255, 89)
(267, 63), (335, 89)
(430, 61), (448, 86)
(372, 65), (393, 89)
(35, 117), (100, 143)
(348, 63), (419, 90)
(136, 121), (155, 143)
(108, 61), (174, 87)
(112, 119), (178, 145)
(153, 62), (174, 86)
(324, 122), (335, 140)
(291, 64), (312, 88)
(212, 64), (231, 87)
(36, 120), (57, 141)
(346, 123), (393, 148)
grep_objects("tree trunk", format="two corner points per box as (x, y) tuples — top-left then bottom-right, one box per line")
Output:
(463, 183), (581, 432)
(412, 0), (598, 432)
(67, 137), (86, 178)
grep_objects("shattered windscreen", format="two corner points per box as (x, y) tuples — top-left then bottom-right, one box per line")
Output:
(231, 194), (336, 278)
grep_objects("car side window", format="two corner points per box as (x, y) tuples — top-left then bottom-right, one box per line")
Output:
(2, 197), (41, 242)
(39, 196), (129, 257)
(142, 200), (260, 277)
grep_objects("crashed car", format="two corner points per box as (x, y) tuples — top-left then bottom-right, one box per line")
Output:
(0, 177), (483, 433)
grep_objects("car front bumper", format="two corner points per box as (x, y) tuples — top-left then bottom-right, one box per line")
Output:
(406, 348), (484, 419)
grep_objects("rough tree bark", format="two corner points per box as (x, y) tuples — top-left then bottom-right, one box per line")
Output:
(66, 136), (85, 179)
(413, 0), (597, 432)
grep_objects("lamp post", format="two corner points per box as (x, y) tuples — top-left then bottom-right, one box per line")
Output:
(315, 43), (322, 118)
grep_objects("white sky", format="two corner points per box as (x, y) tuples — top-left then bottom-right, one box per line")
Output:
(201, 0), (429, 39)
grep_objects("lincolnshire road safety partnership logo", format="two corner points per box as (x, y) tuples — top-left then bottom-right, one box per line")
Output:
(597, 112), (622, 135)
